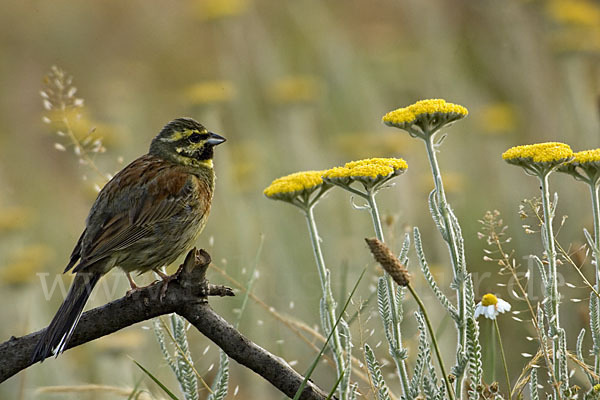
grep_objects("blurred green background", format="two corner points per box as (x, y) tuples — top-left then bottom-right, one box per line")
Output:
(2, 0), (600, 398)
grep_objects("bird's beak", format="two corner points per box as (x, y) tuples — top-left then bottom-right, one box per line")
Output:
(206, 132), (226, 146)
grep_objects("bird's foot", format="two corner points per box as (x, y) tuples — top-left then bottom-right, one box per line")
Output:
(155, 266), (184, 301)
(126, 273), (157, 297)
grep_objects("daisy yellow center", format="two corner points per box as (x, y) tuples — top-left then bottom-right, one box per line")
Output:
(502, 142), (572, 163)
(264, 171), (325, 197)
(382, 99), (468, 125)
(573, 149), (600, 163)
(481, 293), (498, 307)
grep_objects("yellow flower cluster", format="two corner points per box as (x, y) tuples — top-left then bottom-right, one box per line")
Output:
(502, 142), (573, 163)
(383, 99), (468, 126)
(264, 170), (326, 197)
(324, 158), (407, 180)
(345, 157), (408, 171)
(572, 149), (600, 164)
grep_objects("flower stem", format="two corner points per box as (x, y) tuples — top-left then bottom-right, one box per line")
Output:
(539, 172), (564, 392)
(590, 182), (600, 376)
(424, 134), (467, 397)
(493, 319), (511, 400)
(591, 183), (600, 285)
(408, 283), (455, 400)
(365, 192), (411, 396)
(304, 206), (348, 399)
(366, 193), (385, 242)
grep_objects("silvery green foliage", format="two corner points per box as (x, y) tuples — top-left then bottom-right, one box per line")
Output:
(365, 343), (391, 400)
(536, 306), (550, 357)
(428, 190), (447, 241)
(530, 368), (539, 400)
(464, 275), (476, 318)
(171, 314), (198, 400)
(576, 329), (595, 385)
(320, 297), (330, 339)
(584, 228), (597, 254)
(318, 275), (352, 400)
(377, 274), (409, 394)
(153, 315), (199, 400)
(585, 223), (600, 378)
(466, 317), (483, 400)
(557, 329), (569, 397)
(532, 255), (557, 337)
(398, 232), (411, 265)
(339, 319), (354, 398)
(349, 382), (359, 400)
(377, 277), (395, 351)
(413, 227), (458, 321)
(377, 277), (408, 361)
(396, 287), (405, 324)
(411, 311), (444, 400)
(448, 206), (467, 275)
(154, 318), (177, 372)
(451, 344), (467, 380)
(409, 312), (428, 399)
(207, 350), (229, 400)
(590, 288), (600, 360)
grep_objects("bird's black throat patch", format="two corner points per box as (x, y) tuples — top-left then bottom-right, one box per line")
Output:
(194, 145), (214, 161)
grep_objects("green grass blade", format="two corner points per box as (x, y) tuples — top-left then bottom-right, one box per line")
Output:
(326, 366), (346, 400)
(292, 267), (366, 400)
(132, 358), (180, 400)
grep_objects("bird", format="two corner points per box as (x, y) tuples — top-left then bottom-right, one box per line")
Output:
(32, 118), (226, 362)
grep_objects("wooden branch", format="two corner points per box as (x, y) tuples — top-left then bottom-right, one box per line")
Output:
(0, 249), (328, 400)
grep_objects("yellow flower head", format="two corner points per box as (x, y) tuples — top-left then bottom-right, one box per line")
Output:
(475, 293), (511, 320)
(324, 165), (394, 179)
(558, 148), (600, 184)
(383, 99), (468, 137)
(502, 142), (573, 164)
(344, 157), (408, 171)
(503, 142), (573, 178)
(573, 149), (600, 164)
(264, 170), (330, 204)
(323, 158), (407, 191)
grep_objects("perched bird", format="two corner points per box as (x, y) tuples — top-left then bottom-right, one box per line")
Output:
(32, 118), (225, 362)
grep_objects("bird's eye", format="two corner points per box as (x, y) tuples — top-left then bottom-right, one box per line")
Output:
(188, 133), (202, 143)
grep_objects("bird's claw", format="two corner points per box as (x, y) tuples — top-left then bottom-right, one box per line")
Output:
(157, 265), (184, 301)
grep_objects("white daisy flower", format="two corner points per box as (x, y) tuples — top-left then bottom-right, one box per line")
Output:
(474, 293), (511, 320)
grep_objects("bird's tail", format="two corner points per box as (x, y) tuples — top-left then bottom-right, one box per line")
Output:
(32, 272), (101, 362)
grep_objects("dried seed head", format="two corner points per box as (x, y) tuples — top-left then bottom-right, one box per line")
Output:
(365, 237), (410, 286)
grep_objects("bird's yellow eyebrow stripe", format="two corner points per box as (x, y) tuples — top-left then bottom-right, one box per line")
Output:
(160, 128), (208, 142)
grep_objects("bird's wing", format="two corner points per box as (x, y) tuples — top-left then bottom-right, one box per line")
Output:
(69, 155), (208, 273)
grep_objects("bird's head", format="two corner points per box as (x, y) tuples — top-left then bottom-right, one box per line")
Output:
(150, 118), (226, 168)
